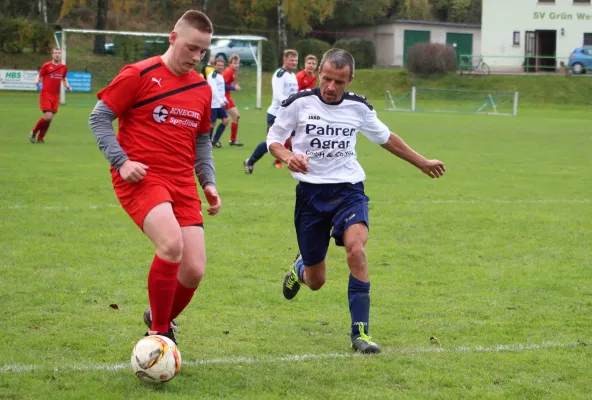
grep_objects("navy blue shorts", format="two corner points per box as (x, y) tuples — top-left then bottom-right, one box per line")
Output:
(294, 182), (370, 266)
(211, 107), (228, 122)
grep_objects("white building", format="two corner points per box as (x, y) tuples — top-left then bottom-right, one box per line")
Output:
(345, 20), (481, 68)
(482, 0), (592, 71)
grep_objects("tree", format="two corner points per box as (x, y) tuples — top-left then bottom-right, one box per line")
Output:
(93, 0), (107, 54)
(231, 0), (338, 51)
(431, 0), (481, 23)
(397, 0), (432, 21)
(38, 0), (48, 24)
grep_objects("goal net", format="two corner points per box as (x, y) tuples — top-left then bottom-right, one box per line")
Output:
(58, 29), (266, 108)
(385, 87), (519, 116)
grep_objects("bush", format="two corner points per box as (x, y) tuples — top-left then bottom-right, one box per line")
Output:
(262, 39), (277, 72)
(294, 38), (330, 69)
(333, 38), (376, 69)
(0, 18), (54, 54)
(407, 42), (458, 77)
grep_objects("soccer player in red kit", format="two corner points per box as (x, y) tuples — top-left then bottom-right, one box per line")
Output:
(89, 10), (221, 345)
(222, 54), (244, 146)
(296, 54), (318, 90)
(29, 48), (71, 143)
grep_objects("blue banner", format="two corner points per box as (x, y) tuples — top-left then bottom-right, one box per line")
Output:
(67, 71), (92, 92)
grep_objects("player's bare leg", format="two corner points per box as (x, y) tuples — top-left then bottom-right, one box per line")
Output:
(283, 255), (326, 299)
(227, 107), (243, 146)
(142, 202), (184, 343)
(343, 223), (379, 354)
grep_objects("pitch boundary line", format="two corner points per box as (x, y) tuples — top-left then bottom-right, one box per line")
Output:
(0, 341), (584, 374)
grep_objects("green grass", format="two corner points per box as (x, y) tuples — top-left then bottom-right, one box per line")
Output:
(0, 91), (591, 399)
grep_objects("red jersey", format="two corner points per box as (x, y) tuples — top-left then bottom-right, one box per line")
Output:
(97, 56), (212, 183)
(296, 70), (316, 90)
(39, 62), (68, 96)
(222, 66), (236, 98)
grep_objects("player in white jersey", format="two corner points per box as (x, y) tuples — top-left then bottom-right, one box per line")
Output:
(207, 57), (229, 148)
(267, 49), (446, 354)
(243, 49), (298, 173)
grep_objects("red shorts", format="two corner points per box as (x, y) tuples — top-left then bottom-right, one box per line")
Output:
(225, 95), (236, 109)
(40, 93), (59, 113)
(111, 171), (203, 230)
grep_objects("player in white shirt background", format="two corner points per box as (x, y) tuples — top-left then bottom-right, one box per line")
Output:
(267, 48), (446, 353)
(207, 57), (229, 148)
(243, 49), (299, 173)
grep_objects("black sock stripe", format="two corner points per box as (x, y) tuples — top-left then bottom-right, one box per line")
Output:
(132, 82), (208, 109)
(140, 63), (163, 76)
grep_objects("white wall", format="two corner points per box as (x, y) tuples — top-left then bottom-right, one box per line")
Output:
(393, 23), (481, 67)
(345, 23), (481, 67)
(482, 0), (592, 67)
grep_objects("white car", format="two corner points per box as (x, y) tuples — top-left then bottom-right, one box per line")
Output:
(209, 39), (257, 64)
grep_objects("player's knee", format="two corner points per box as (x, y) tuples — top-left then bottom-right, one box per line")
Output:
(308, 276), (325, 291)
(157, 235), (184, 262)
(346, 242), (366, 263)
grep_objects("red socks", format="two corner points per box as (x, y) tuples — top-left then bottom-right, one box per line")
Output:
(37, 120), (51, 141)
(169, 281), (198, 322)
(148, 255), (181, 332)
(32, 118), (45, 134)
(230, 122), (238, 142)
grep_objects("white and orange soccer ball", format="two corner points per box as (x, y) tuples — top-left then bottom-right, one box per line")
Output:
(130, 335), (181, 383)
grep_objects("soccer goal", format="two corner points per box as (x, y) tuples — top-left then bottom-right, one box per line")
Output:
(57, 29), (267, 108)
(385, 87), (519, 116)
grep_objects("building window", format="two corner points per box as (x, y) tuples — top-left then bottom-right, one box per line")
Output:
(573, 0), (591, 4)
(513, 31), (520, 46)
(584, 33), (592, 45)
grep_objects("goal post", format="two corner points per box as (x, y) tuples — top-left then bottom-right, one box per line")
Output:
(385, 86), (519, 116)
(59, 28), (267, 109)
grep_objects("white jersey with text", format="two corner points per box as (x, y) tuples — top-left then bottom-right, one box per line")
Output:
(207, 70), (226, 109)
(266, 68), (298, 116)
(266, 88), (391, 184)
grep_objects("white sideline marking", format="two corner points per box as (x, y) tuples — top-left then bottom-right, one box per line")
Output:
(0, 341), (583, 374)
(0, 199), (590, 212)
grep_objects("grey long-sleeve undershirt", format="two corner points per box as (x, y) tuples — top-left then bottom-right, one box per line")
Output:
(88, 100), (216, 189)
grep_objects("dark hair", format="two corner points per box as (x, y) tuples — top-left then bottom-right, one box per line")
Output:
(178, 10), (213, 34)
(319, 48), (355, 78)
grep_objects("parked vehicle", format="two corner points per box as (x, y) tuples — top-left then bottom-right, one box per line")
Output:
(209, 39), (257, 64)
(568, 47), (592, 74)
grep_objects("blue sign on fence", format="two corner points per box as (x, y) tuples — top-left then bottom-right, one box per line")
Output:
(67, 71), (91, 92)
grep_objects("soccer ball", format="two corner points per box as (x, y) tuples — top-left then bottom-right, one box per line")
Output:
(131, 335), (181, 383)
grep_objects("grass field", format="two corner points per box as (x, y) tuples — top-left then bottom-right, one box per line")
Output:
(0, 90), (591, 399)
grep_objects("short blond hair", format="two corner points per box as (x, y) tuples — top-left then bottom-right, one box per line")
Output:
(284, 49), (298, 58)
(229, 54), (240, 64)
(305, 54), (317, 63)
(175, 10), (213, 34)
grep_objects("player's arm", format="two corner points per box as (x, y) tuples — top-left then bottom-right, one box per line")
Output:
(360, 106), (445, 178)
(380, 133), (445, 178)
(267, 99), (308, 173)
(62, 77), (72, 91)
(194, 91), (220, 215)
(89, 100), (148, 181)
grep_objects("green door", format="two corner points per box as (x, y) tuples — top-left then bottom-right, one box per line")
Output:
(403, 30), (430, 67)
(446, 32), (473, 69)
